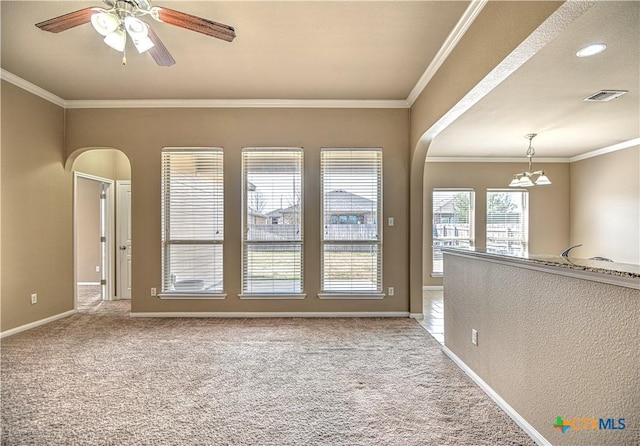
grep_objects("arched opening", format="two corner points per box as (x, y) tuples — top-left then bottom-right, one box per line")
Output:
(409, 1), (592, 339)
(69, 148), (132, 312)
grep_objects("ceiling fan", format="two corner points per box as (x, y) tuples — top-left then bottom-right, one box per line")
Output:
(35, 0), (236, 67)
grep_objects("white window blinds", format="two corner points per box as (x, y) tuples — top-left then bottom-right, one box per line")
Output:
(432, 189), (475, 275)
(321, 149), (382, 294)
(242, 148), (303, 295)
(486, 190), (528, 256)
(161, 148), (224, 295)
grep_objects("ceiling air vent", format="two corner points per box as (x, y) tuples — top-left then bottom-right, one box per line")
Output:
(583, 90), (628, 102)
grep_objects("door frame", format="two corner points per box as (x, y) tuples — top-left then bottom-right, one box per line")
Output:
(73, 172), (115, 308)
(116, 180), (132, 300)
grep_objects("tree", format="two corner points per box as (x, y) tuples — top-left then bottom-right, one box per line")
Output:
(487, 192), (516, 214)
(453, 193), (470, 224)
(487, 192), (518, 226)
(250, 190), (267, 213)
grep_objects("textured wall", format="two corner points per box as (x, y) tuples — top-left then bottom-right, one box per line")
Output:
(570, 146), (639, 265)
(423, 161), (570, 286)
(444, 252), (640, 445)
(1, 81), (72, 331)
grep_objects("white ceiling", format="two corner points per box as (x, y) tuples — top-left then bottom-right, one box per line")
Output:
(1, 1), (469, 100)
(1, 1), (639, 158)
(428, 1), (640, 159)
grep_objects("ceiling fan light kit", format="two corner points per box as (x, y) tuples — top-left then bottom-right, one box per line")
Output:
(35, 0), (236, 67)
(508, 133), (552, 188)
(90, 11), (119, 36)
(103, 26), (127, 53)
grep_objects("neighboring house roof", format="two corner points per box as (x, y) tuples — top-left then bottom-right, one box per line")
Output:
(266, 208), (284, 218)
(263, 191), (374, 218)
(267, 204), (301, 216)
(247, 206), (267, 218)
(325, 190), (375, 213)
(433, 197), (455, 214)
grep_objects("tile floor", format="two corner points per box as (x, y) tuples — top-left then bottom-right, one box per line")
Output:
(421, 289), (444, 344)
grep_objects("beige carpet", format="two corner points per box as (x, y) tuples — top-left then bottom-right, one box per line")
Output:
(1, 297), (534, 445)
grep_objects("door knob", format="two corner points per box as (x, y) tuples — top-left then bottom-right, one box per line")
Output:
(119, 246), (127, 250)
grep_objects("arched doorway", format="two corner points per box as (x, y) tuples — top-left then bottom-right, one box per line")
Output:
(68, 148), (132, 310)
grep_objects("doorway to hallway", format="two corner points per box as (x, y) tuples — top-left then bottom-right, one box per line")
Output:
(74, 173), (114, 307)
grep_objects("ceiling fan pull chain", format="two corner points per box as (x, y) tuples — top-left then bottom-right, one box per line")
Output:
(122, 44), (127, 66)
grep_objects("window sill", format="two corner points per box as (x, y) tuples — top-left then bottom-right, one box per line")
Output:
(159, 293), (227, 300)
(317, 293), (385, 300)
(431, 273), (443, 278)
(238, 293), (307, 300)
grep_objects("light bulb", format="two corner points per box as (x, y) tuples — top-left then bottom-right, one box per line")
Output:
(518, 176), (534, 187)
(576, 43), (607, 58)
(91, 12), (120, 36)
(124, 17), (155, 53)
(104, 28), (126, 52)
(535, 174), (552, 186)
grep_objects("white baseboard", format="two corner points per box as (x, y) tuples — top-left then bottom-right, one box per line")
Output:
(410, 313), (424, 320)
(423, 286), (444, 291)
(0, 309), (76, 339)
(442, 347), (551, 446)
(131, 311), (410, 318)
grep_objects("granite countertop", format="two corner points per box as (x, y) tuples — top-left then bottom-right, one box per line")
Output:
(441, 247), (640, 280)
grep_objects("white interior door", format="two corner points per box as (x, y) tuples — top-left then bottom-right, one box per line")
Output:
(117, 181), (132, 299)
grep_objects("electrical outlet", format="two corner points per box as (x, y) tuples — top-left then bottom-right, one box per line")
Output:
(150, 288), (157, 297)
(471, 329), (478, 346)
(388, 287), (395, 296)
(31, 293), (38, 305)
(388, 217), (394, 227)
(95, 265), (100, 273)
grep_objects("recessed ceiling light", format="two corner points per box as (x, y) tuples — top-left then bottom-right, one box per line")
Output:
(576, 43), (607, 57)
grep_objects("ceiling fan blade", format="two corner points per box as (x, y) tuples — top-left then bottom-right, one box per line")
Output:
(147, 27), (176, 67)
(154, 7), (236, 42)
(35, 8), (98, 33)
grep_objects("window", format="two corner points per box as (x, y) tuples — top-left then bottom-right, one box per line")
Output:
(432, 189), (475, 275)
(320, 149), (382, 296)
(242, 148), (303, 296)
(161, 148), (224, 296)
(486, 190), (528, 256)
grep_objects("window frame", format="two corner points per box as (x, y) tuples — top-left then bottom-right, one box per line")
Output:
(486, 189), (529, 256)
(240, 147), (305, 299)
(319, 148), (383, 299)
(431, 188), (475, 276)
(160, 147), (226, 299)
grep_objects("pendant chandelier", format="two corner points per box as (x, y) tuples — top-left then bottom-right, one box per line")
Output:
(509, 133), (552, 187)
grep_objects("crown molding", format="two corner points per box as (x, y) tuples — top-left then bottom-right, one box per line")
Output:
(64, 98), (410, 109)
(406, 0), (488, 106)
(1, 2), (484, 110)
(0, 70), (408, 109)
(426, 157), (570, 163)
(426, 137), (640, 164)
(569, 138), (640, 163)
(1, 69), (66, 108)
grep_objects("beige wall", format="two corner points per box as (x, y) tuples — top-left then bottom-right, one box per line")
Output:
(73, 149), (131, 180)
(65, 108), (410, 313)
(570, 146), (640, 265)
(76, 177), (102, 283)
(444, 252), (640, 446)
(407, 1), (563, 311)
(423, 161), (570, 286)
(1, 81), (72, 331)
